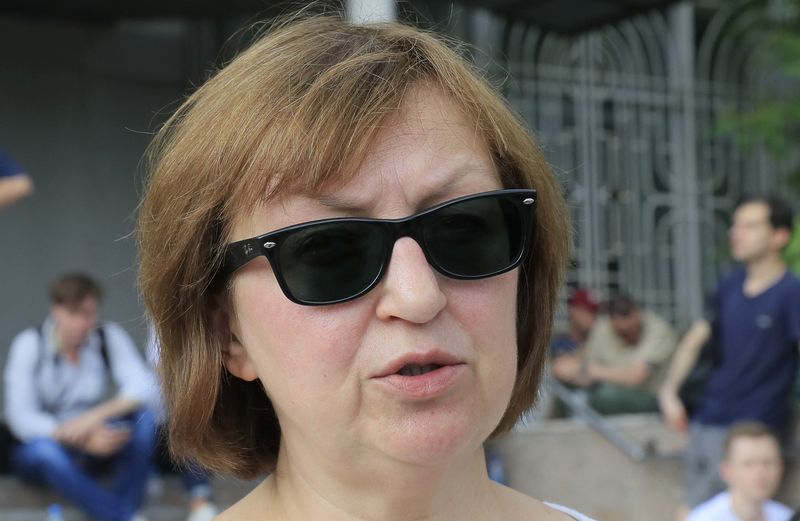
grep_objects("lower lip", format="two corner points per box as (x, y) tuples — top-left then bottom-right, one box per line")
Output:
(373, 364), (466, 400)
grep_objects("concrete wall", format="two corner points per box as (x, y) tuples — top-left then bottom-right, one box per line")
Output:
(0, 17), (229, 409)
(495, 415), (800, 520)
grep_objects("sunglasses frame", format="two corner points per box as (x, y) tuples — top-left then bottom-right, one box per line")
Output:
(218, 188), (537, 305)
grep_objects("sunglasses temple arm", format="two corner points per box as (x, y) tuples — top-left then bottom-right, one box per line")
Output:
(220, 239), (266, 279)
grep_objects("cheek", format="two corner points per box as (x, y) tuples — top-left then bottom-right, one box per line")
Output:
(447, 272), (519, 372)
(455, 272), (517, 330)
(234, 282), (366, 401)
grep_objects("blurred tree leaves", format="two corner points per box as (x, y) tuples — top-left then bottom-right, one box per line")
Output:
(716, 0), (800, 271)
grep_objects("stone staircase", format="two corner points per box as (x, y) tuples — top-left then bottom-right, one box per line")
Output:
(2, 416), (797, 521)
(495, 414), (800, 521)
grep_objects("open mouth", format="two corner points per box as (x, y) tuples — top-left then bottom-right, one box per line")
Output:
(374, 356), (465, 398)
(396, 363), (444, 377)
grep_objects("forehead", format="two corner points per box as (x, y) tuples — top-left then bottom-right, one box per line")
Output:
(728, 435), (779, 458)
(325, 87), (495, 200)
(734, 202), (770, 223)
(55, 296), (98, 314)
(231, 86), (498, 233)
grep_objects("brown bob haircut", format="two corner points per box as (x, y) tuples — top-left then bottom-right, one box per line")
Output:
(138, 15), (571, 478)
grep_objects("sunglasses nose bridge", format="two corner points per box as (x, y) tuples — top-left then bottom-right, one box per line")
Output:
(380, 215), (440, 279)
(385, 215), (427, 256)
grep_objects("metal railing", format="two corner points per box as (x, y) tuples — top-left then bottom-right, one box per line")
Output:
(544, 378), (658, 462)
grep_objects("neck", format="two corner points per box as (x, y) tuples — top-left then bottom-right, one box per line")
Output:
(53, 326), (81, 358)
(744, 255), (785, 293)
(729, 490), (764, 521)
(268, 440), (499, 521)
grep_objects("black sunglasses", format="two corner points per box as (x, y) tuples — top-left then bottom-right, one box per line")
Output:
(218, 189), (537, 305)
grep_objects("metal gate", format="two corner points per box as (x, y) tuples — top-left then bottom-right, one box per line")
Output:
(461, 0), (787, 329)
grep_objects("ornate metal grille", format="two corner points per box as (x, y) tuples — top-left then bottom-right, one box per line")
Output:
(464, 1), (787, 328)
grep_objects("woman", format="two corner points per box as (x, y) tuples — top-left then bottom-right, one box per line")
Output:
(139, 15), (588, 520)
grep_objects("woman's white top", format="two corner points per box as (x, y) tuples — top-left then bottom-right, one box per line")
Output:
(545, 502), (596, 521)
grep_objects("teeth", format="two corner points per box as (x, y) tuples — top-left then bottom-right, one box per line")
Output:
(398, 364), (441, 376)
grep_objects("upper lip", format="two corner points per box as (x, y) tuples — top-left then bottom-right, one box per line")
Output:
(373, 350), (464, 378)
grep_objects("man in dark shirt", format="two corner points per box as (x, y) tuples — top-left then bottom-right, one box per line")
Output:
(659, 195), (800, 516)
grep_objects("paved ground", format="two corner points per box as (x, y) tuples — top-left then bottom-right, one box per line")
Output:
(0, 474), (258, 520)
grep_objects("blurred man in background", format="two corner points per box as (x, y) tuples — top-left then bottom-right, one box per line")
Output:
(4, 273), (157, 521)
(686, 422), (792, 521)
(550, 288), (599, 362)
(659, 195), (800, 518)
(556, 293), (677, 414)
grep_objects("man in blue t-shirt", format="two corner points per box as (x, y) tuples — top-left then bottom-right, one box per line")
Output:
(659, 195), (800, 517)
(0, 149), (33, 209)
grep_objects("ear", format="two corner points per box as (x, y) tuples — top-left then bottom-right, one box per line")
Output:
(214, 304), (259, 382)
(773, 227), (791, 251)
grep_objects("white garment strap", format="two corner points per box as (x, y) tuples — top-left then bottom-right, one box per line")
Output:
(544, 502), (597, 521)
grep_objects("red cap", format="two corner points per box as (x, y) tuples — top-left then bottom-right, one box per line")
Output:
(568, 288), (599, 314)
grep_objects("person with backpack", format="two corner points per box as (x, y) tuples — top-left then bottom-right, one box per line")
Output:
(3, 273), (158, 521)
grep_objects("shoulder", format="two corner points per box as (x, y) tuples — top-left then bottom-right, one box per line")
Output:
(7, 328), (41, 358)
(11, 327), (40, 346)
(4, 328), (42, 379)
(779, 270), (800, 293)
(686, 492), (728, 520)
(764, 499), (793, 518)
(99, 321), (128, 336)
(98, 322), (136, 347)
(588, 317), (613, 339)
(492, 483), (591, 520)
(644, 312), (673, 332)
(717, 269), (745, 293)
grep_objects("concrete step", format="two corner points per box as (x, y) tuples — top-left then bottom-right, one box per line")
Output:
(496, 414), (800, 521)
(0, 474), (258, 520)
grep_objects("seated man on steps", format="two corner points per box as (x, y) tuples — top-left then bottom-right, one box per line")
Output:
(555, 293), (677, 415)
(3, 273), (158, 521)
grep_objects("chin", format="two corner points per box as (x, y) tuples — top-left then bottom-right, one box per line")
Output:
(377, 407), (497, 466)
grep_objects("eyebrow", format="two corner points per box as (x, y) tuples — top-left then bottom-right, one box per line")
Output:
(314, 193), (373, 214)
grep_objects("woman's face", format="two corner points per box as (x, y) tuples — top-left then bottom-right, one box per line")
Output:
(224, 87), (519, 469)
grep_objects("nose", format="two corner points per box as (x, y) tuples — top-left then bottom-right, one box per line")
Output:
(375, 237), (447, 323)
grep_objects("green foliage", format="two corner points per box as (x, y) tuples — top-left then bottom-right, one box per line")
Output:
(714, 1), (800, 273)
(785, 215), (800, 275)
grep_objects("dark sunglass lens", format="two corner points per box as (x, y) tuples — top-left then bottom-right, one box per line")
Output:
(278, 222), (386, 303)
(424, 196), (524, 277)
